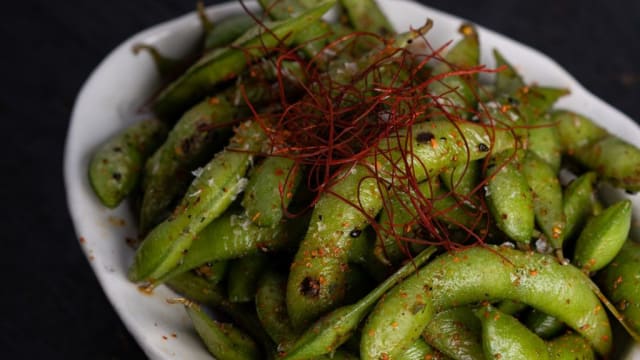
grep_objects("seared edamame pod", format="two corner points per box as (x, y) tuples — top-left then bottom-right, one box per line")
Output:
(204, 14), (256, 51)
(546, 332), (596, 360)
(439, 160), (480, 199)
(287, 119), (517, 329)
(195, 260), (229, 285)
(361, 246), (611, 359)
(422, 307), (484, 360)
(573, 200), (632, 272)
(129, 120), (266, 282)
(521, 152), (566, 251)
(493, 49), (524, 97)
(397, 338), (447, 360)
(527, 113), (562, 173)
(242, 156), (302, 227)
(256, 270), (297, 344)
(153, 2), (334, 120)
(562, 172), (597, 242)
(339, 0), (395, 35)
(88, 118), (167, 208)
(184, 301), (261, 360)
(552, 110), (607, 154)
(476, 305), (550, 360)
(227, 253), (269, 303)
(524, 308), (565, 339)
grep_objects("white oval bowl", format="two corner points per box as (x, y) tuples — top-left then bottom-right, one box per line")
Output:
(64, 0), (640, 358)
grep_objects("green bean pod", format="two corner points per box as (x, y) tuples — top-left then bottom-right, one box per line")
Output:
(129, 120), (266, 282)
(476, 305), (550, 360)
(573, 200), (632, 272)
(521, 152), (566, 250)
(242, 156), (302, 227)
(572, 136), (640, 192)
(185, 302), (261, 360)
(524, 309), (565, 339)
(546, 332), (596, 360)
(361, 246), (611, 359)
(286, 120), (517, 329)
(160, 211), (307, 282)
(153, 2), (334, 120)
(88, 118), (167, 208)
(597, 240), (640, 336)
(552, 110), (607, 155)
(485, 149), (534, 244)
(139, 97), (235, 232)
(422, 307), (484, 360)
(228, 253), (270, 303)
(562, 172), (597, 243)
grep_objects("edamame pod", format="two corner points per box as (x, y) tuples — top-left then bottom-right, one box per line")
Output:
(524, 308), (565, 339)
(439, 160), (480, 199)
(573, 200), (632, 272)
(597, 240), (640, 336)
(256, 270), (297, 344)
(204, 14), (256, 51)
(195, 260), (229, 285)
(140, 97), (235, 232)
(552, 110), (607, 155)
(339, 0), (395, 35)
(422, 307), (484, 360)
(153, 2), (335, 120)
(129, 120), (266, 282)
(485, 150), (534, 244)
(88, 118), (167, 208)
(493, 49), (524, 97)
(242, 156), (302, 227)
(227, 253), (269, 303)
(476, 305), (550, 360)
(185, 302), (261, 360)
(527, 114), (562, 173)
(546, 332), (596, 360)
(562, 172), (597, 243)
(287, 120), (516, 329)
(397, 338), (447, 360)
(521, 152), (566, 250)
(361, 246), (611, 359)
(573, 136), (640, 192)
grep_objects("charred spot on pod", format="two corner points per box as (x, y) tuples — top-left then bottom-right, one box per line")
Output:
(416, 131), (435, 144)
(350, 229), (362, 238)
(112, 172), (122, 181)
(507, 97), (519, 106)
(300, 277), (321, 298)
(112, 146), (122, 152)
(477, 143), (490, 152)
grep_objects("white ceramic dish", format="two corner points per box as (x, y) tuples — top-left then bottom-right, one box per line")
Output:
(64, 0), (640, 358)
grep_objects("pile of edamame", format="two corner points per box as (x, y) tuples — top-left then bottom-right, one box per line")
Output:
(88, 0), (640, 359)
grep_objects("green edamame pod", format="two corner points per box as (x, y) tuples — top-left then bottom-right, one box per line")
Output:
(161, 211), (306, 282)
(140, 97), (235, 232)
(422, 307), (484, 360)
(524, 308), (565, 339)
(129, 120), (266, 282)
(88, 118), (167, 208)
(546, 332), (596, 360)
(132, 44), (182, 79)
(429, 24), (479, 122)
(185, 302), (261, 360)
(397, 339), (447, 360)
(497, 300), (528, 316)
(204, 14), (256, 51)
(242, 156), (302, 227)
(153, 2), (334, 120)
(528, 114), (562, 173)
(552, 110), (607, 155)
(573, 200), (632, 272)
(195, 260), (229, 285)
(562, 172), (597, 242)
(281, 247), (437, 360)
(338, 0), (395, 35)
(597, 240), (640, 336)
(514, 86), (568, 125)
(521, 152), (566, 250)
(476, 305), (549, 360)
(287, 119), (517, 329)
(573, 136), (640, 192)
(439, 160), (480, 199)
(361, 246), (611, 359)
(485, 150), (534, 244)
(256, 270), (297, 344)
(493, 49), (524, 97)
(228, 253), (269, 303)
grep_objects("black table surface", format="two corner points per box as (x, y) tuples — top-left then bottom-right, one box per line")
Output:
(3, 0), (639, 358)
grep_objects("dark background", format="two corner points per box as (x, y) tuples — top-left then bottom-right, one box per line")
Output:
(2, 0), (639, 358)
